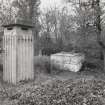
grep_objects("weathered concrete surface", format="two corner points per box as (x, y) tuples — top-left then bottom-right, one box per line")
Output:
(50, 52), (85, 72)
(3, 24), (34, 84)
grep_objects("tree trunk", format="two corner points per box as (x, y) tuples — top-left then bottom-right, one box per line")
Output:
(103, 51), (105, 69)
(95, 0), (105, 71)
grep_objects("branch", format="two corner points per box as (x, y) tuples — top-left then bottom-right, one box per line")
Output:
(98, 40), (105, 49)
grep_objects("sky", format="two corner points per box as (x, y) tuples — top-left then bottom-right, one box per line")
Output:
(39, 0), (76, 15)
(40, 0), (66, 12)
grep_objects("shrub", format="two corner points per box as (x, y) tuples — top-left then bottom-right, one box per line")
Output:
(50, 61), (64, 75)
(34, 56), (51, 76)
(34, 56), (64, 76)
(41, 47), (61, 56)
(62, 43), (73, 52)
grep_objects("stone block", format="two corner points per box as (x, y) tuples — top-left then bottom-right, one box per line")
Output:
(50, 52), (85, 72)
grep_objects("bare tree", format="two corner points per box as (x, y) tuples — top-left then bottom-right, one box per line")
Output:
(0, 0), (17, 29)
(39, 7), (76, 44)
(66, 0), (105, 70)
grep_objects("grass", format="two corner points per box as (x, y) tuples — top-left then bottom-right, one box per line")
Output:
(34, 56), (51, 76)
(0, 55), (105, 104)
(1, 78), (105, 105)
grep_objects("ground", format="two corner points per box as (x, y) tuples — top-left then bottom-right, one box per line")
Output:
(0, 67), (105, 105)
(0, 55), (105, 105)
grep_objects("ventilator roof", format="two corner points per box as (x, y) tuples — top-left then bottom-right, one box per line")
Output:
(2, 19), (33, 28)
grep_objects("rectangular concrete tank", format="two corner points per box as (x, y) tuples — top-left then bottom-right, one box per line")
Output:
(50, 52), (85, 72)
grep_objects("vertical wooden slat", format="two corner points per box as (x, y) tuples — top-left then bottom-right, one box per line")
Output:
(20, 36), (22, 81)
(29, 35), (31, 79)
(21, 36), (23, 81)
(7, 35), (9, 83)
(11, 36), (13, 83)
(17, 36), (19, 82)
(17, 36), (21, 82)
(22, 36), (23, 80)
(13, 35), (17, 84)
(23, 35), (25, 80)
(17, 35), (19, 83)
(10, 36), (12, 83)
(19, 36), (22, 81)
(11, 35), (15, 84)
(21, 36), (24, 81)
(31, 35), (32, 79)
(8, 36), (10, 83)
(3, 36), (5, 81)
(30, 35), (32, 79)
(9, 36), (11, 83)
(24, 36), (26, 80)
(25, 36), (27, 80)
(5, 36), (7, 81)
(31, 35), (34, 79)
(3, 36), (6, 81)
(20, 36), (22, 82)
(7, 36), (9, 82)
(26, 35), (28, 80)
